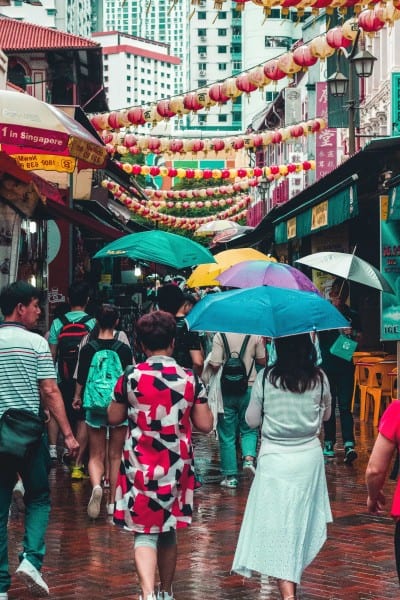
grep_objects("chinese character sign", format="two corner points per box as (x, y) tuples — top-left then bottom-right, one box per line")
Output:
(316, 82), (338, 180)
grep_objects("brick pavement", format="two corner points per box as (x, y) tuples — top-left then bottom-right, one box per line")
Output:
(6, 417), (400, 599)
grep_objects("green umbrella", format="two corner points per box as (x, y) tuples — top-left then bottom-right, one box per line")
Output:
(93, 230), (216, 269)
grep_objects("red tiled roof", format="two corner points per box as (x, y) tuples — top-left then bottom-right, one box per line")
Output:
(0, 17), (99, 51)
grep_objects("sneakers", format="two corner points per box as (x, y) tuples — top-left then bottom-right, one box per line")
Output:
(107, 502), (114, 516)
(48, 445), (58, 463)
(87, 485), (103, 519)
(157, 590), (174, 599)
(323, 441), (335, 458)
(102, 477), (110, 489)
(344, 444), (358, 465)
(71, 466), (88, 480)
(220, 476), (238, 488)
(139, 594), (156, 600)
(12, 479), (25, 512)
(242, 459), (256, 475)
(15, 558), (49, 597)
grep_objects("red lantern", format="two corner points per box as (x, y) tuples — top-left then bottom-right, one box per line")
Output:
(253, 167), (263, 177)
(203, 169), (213, 179)
(326, 27), (352, 49)
(169, 139), (184, 153)
(237, 168), (247, 178)
(107, 112), (121, 130)
(211, 138), (225, 153)
(281, 0), (301, 14)
(147, 137), (161, 153)
(235, 73), (258, 95)
(221, 169), (230, 179)
(271, 131), (283, 144)
(287, 163), (297, 173)
(231, 137), (245, 150)
(124, 134), (137, 148)
(183, 92), (203, 112)
(252, 134), (264, 148)
(168, 168), (178, 177)
(209, 83), (230, 105)
(263, 60), (286, 81)
(156, 99), (176, 119)
(292, 45), (318, 68)
(127, 107), (146, 126)
(358, 9), (385, 32)
(149, 166), (160, 177)
(90, 113), (109, 131)
(192, 139), (205, 153)
(186, 169), (195, 179)
(132, 165), (142, 176)
(302, 161), (312, 170)
(270, 165), (280, 175)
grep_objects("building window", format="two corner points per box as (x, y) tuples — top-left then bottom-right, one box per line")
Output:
(198, 79), (207, 87)
(199, 62), (207, 70)
(231, 44), (241, 53)
(218, 11), (227, 18)
(198, 11), (206, 19)
(266, 91), (279, 102)
(104, 65), (108, 71)
(127, 75), (131, 80)
(217, 46), (227, 54)
(218, 29), (227, 36)
(265, 36), (291, 49)
(218, 114), (228, 122)
(232, 112), (241, 123)
(198, 28), (207, 36)
(218, 63), (227, 71)
(198, 46), (207, 54)
(198, 114), (207, 124)
(233, 61), (242, 70)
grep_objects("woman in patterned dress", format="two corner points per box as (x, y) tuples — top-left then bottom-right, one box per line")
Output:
(108, 310), (213, 600)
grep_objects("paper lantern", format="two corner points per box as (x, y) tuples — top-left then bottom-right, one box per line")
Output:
(230, 137), (245, 150)
(271, 131), (282, 144)
(183, 92), (203, 112)
(262, 131), (274, 145)
(281, 0), (302, 15)
(341, 17), (360, 40)
(358, 8), (385, 32)
(169, 139), (184, 153)
(209, 83), (230, 105)
(90, 113), (109, 131)
(137, 138), (149, 152)
(235, 73), (258, 95)
(221, 77), (242, 99)
(212, 169), (222, 179)
(211, 138), (225, 153)
(263, 59), (286, 81)
(292, 45), (318, 69)
(196, 88), (216, 109)
(107, 111), (121, 130)
(277, 52), (302, 76)
(143, 105), (163, 126)
(233, 0), (250, 10)
(156, 99), (176, 120)
(326, 27), (352, 48)
(253, 167), (263, 177)
(169, 95), (189, 116)
(149, 166), (160, 177)
(248, 66), (270, 89)
(127, 107), (146, 126)
(309, 35), (336, 60)
(147, 137), (161, 153)
(253, 134), (264, 147)
(192, 139), (205, 153)
(124, 134), (137, 148)
(183, 139), (194, 153)
(310, 0), (332, 13)
(376, 1), (400, 23)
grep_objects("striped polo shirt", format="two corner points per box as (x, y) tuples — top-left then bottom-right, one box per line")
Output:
(0, 323), (56, 418)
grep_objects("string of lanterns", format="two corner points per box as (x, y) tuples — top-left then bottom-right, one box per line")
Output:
(145, 179), (259, 199)
(89, 9), (397, 133)
(101, 118), (325, 156)
(116, 159), (316, 180)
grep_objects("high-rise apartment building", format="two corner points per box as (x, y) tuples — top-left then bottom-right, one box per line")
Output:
(92, 0), (189, 96)
(0, 0), (92, 36)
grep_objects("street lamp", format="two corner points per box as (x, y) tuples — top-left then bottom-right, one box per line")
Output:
(327, 29), (377, 155)
(258, 176), (271, 214)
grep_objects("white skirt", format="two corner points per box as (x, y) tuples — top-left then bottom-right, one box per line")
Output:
(232, 444), (332, 584)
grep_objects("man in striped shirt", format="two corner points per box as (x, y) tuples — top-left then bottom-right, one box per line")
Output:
(0, 282), (79, 600)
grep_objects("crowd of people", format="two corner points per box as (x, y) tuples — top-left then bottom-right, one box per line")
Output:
(0, 277), (398, 600)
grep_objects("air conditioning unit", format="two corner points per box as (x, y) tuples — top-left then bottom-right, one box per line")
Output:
(200, 36), (207, 42)
(199, 53), (206, 58)
(199, 70), (206, 76)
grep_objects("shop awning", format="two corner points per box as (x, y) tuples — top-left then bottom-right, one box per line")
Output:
(274, 175), (359, 243)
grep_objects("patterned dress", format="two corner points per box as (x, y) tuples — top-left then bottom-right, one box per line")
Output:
(113, 355), (207, 533)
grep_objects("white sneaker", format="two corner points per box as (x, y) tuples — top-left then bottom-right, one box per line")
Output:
(87, 485), (103, 519)
(13, 479), (25, 496)
(49, 445), (58, 461)
(157, 590), (174, 599)
(139, 594), (156, 600)
(107, 503), (114, 516)
(15, 558), (49, 597)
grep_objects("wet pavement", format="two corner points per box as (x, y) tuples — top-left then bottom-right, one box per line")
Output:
(6, 415), (400, 599)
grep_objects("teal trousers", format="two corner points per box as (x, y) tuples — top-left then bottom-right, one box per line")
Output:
(217, 388), (258, 477)
(0, 436), (51, 593)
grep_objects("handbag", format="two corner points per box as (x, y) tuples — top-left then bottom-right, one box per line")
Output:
(0, 408), (44, 459)
(329, 334), (358, 362)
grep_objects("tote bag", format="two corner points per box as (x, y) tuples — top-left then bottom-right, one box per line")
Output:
(329, 334), (358, 362)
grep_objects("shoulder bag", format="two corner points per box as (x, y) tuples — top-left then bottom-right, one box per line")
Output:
(329, 333), (358, 362)
(0, 408), (44, 459)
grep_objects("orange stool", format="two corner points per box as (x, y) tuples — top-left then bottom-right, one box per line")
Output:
(354, 357), (386, 420)
(365, 361), (397, 425)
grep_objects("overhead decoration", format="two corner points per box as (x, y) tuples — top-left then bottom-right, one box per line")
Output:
(101, 118), (326, 156)
(89, 11), (398, 133)
(210, 0), (382, 18)
(114, 159), (316, 181)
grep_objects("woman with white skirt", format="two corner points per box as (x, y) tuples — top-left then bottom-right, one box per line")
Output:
(232, 333), (333, 600)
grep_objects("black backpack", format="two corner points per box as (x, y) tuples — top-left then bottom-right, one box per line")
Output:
(220, 333), (251, 396)
(57, 314), (92, 382)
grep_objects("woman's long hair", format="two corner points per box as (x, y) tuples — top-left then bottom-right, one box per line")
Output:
(268, 333), (322, 393)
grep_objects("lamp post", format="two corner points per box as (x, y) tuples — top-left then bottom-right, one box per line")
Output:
(258, 176), (271, 215)
(327, 29), (377, 155)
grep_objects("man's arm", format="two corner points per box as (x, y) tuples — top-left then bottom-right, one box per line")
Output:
(39, 378), (79, 456)
(190, 348), (204, 376)
(366, 433), (395, 514)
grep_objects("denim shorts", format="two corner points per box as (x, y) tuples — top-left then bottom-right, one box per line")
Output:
(85, 409), (127, 429)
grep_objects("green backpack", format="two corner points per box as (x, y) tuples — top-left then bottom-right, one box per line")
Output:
(83, 340), (124, 414)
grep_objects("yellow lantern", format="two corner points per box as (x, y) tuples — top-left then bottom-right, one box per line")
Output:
(196, 88), (216, 110)
(169, 95), (189, 116)
(262, 131), (273, 145)
(229, 169), (237, 179)
(116, 145), (129, 155)
(194, 169), (203, 179)
(176, 168), (186, 178)
(137, 138), (149, 152)
(221, 77), (242, 99)
(122, 163), (133, 174)
(183, 139), (194, 153)
(279, 164), (288, 176)
(141, 165), (150, 176)
(309, 35), (336, 60)
(212, 169), (222, 179)
(341, 17), (359, 41)
(159, 166), (169, 177)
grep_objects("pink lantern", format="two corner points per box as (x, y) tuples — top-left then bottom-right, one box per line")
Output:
(127, 107), (146, 126)
(156, 99), (176, 120)
(147, 137), (161, 153)
(252, 134), (264, 148)
(169, 96), (189, 116)
(90, 113), (109, 131)
(183, 92), (203, 112)
(211, 138), (225, 153)
(326, 26), (352, 48)
(192, 139), (205, 153)
(124, 134), (137, 148)
(277, 52), (302, 76)
(209, 83), (230, 105)
(169, 139), (184, 153)
(293, 45), (318, 68)
(248, 66), (269, 88)
(235, 73), (258, 95)
(271, 131), (283, 144)
(231, 137), (245, 150)
(107, 112), (121, 130)
(358, 9), (385, 32)
(263, 59), (286, 81)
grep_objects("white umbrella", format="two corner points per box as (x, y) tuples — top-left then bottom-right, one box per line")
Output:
(295, 251), (394, 294)
(195, 220), (242, 236)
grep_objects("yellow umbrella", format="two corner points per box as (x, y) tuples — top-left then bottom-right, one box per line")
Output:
(187, 248), (276, 288)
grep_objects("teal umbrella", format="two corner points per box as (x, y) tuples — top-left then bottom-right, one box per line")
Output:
(93, 230), (216, 269)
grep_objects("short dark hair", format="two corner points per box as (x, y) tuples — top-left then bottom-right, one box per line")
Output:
(156, 284), (184, 315)
(0, 281), (41, 316)
(95, 303), (120, 329)
(136, 310), (176, 351)
(68, 281), (90, 307)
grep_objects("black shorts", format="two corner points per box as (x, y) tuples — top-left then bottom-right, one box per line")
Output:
(58, 380), (85, 426)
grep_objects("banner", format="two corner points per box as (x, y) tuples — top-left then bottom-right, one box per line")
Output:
(380, 195), (400, 340)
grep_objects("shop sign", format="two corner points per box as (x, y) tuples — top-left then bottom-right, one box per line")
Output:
(11, 153), (76, 173)
(316, 82), (338, 179)
(311, 200), (328, 230)
(287, 217), (296, 239)
(380, 195), (400, 340)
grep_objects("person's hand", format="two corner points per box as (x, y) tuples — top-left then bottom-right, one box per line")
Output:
(367, 490), (386, 514)
(64, 433), (79, 458)
(43, 409), (50, 423)
(72, 396), (82, 410)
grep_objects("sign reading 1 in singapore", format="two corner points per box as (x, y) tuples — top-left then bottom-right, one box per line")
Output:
(380, 194), (400, 340)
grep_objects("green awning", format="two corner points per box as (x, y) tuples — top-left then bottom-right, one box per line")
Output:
(274, 182), (358, 244)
